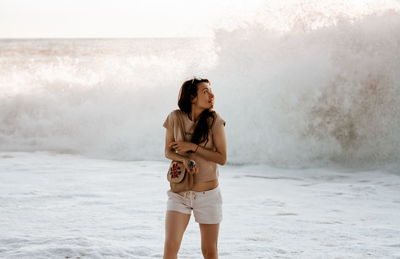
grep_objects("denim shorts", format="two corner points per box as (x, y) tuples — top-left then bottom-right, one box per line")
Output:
(166, 186), (223, 224)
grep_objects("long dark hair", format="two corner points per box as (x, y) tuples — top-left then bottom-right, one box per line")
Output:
(178, 77), (216, 145)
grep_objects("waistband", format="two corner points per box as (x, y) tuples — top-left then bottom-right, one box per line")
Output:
(177, 185), (220, 196)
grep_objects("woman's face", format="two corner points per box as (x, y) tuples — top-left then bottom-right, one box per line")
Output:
(191, 82), (214, 110)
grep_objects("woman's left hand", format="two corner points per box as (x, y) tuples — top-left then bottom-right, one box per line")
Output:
(169, 141), (196, 153)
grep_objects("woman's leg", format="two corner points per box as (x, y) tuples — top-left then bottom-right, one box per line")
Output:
(199, 223), (220, 259)
(163, 210), (191, 259)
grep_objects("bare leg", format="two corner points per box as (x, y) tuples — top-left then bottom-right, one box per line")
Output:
(199, 223), (220, 259)
(163, 210), (191, 259)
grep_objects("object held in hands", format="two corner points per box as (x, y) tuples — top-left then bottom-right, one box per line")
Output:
(188, 160), (196, 169)
(167, 160), (194, 192)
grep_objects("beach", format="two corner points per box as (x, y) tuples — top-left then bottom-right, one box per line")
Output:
(1, 152), (399, 258)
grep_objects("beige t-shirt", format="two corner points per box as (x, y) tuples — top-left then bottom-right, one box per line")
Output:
(163, 109), (226, 183)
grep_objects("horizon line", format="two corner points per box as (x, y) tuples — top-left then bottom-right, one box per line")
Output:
(0, 36), (214, 40)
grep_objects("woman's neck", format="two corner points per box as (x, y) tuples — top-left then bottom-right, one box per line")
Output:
(189, 107), (204, 122)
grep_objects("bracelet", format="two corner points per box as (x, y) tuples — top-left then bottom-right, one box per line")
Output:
(194, 144), (199, 153)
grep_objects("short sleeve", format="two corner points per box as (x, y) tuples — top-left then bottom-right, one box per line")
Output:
(211, 113), (226, 132)
(163, 111), (174, 130)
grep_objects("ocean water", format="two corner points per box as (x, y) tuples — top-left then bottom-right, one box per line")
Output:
(1, 151), (399, 258)
(1, 7), (400, 169)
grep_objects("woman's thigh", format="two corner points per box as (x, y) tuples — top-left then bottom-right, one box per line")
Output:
(164, 210), (191, 243)
(199, 223), (220, 247)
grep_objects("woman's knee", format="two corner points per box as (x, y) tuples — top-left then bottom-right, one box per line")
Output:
(164, 239), (181, 253)
(201, 243), (218, 258)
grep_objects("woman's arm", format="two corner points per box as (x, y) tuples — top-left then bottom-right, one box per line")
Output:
(164, 125), (190, 162)
(166, 116), (227, 165)
(192, 122), (227, 165)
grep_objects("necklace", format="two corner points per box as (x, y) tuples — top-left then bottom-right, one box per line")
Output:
(188, 113), (198, 123)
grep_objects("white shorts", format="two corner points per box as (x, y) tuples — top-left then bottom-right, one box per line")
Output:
(166, 186), (223, 224)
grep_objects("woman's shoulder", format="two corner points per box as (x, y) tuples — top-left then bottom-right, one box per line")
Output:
(174, 109), (187, 118)
(167, 109), (182, 116)
(166, 109), (186, 122)
(210, 110), (224, 120)
(209, 110), (226, 128)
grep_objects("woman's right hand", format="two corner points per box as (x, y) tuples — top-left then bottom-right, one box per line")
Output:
(183, 159), (198, 175)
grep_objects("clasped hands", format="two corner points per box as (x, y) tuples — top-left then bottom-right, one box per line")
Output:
(169, 141), (198, 174)
(169, 141), (197, 153)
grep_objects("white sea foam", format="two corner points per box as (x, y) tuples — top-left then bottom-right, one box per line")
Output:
(210, 9), (400, 168)
(1, 4), (400, 168)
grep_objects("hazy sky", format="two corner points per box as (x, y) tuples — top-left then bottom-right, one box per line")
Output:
(0, 0), (264, 38)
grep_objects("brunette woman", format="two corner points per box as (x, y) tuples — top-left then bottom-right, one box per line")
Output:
(162, 77), (227, 259)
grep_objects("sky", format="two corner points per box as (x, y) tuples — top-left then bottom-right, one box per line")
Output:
(0, 0), (265, 38)
(1, 0), (399, 38)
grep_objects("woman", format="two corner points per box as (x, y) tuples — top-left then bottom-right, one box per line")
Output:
(162, 77), (227, 259)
